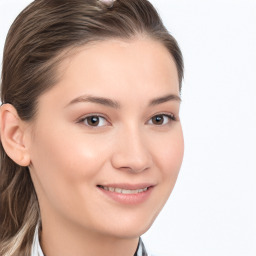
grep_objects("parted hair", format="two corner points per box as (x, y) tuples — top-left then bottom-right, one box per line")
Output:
(0, 0), (183, 255)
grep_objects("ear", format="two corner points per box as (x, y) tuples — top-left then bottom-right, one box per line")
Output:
(0, 104), (31, 166)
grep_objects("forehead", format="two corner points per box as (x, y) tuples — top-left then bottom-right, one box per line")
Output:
(38, 37), (179, 109)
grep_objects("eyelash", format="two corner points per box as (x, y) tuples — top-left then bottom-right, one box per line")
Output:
(77, 114), (110, 127)
(77, 113), (176, 127)
(148, 113), (176, 126)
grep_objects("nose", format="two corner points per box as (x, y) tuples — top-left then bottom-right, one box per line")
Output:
(111, 127), (153, 173)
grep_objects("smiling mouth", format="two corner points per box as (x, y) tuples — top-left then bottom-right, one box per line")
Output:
(97, 185), (149, 194)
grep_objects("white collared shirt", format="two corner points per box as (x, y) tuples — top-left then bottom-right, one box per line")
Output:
(31, 224), (44, 256)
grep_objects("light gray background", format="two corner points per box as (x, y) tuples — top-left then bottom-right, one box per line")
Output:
(0, 1), (256, 255)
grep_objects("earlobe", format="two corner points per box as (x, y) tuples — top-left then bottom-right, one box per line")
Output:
(0, 104), (31, 167)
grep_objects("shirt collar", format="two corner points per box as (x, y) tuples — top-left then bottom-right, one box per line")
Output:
(31, 223), (44, 256)
(134, 237), (148, 256)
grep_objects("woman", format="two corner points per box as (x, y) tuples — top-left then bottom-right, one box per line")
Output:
(0, 0), (184, 255)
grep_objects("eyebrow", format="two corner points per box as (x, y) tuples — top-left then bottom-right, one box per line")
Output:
(149, 94), (181, 106)
(67, 95), (120, 108)
(66, 93), (181, 109)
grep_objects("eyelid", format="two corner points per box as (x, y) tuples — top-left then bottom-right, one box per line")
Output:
(147, 112), (177, 125)
(75, 112), (177, 127)
(77, 113), (110, 127)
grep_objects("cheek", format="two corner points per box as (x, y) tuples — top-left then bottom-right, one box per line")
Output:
(29, 127), (115, 226)
(155, 126), (184, 184)
(29, 126), (110, 203)
(32, 125), (108, 173)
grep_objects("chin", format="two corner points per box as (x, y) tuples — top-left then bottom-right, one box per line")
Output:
(97, 212), (159, 239)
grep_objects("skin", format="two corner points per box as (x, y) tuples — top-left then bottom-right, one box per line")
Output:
(0, 37), (183, 256)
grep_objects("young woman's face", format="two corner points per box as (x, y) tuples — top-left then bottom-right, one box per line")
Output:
(28, 38), (184, 239)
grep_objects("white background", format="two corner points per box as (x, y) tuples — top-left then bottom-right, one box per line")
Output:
(0, 1), (255, 256)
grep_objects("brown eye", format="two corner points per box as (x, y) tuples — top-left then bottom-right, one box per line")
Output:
(81, 115), (109, 127)
(148, 114), (175, 126)
(152, 115), (164, 125)
(87, 116), (100, 126)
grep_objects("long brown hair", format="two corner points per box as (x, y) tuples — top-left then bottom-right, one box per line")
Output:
(0, 0), (183, 255)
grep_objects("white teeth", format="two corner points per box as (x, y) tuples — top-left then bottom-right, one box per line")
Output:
(101, 186), (148, 194)
(109, 187), (115, 192)
(115, 188), (122, 193)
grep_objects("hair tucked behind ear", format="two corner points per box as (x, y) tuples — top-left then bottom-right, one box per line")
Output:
(0, 0), (183, 255)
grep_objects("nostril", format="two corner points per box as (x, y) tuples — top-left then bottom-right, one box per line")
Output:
(119, 166), (150, 174)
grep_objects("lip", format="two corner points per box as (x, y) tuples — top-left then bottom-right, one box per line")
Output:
(97, 183), (154, 205)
